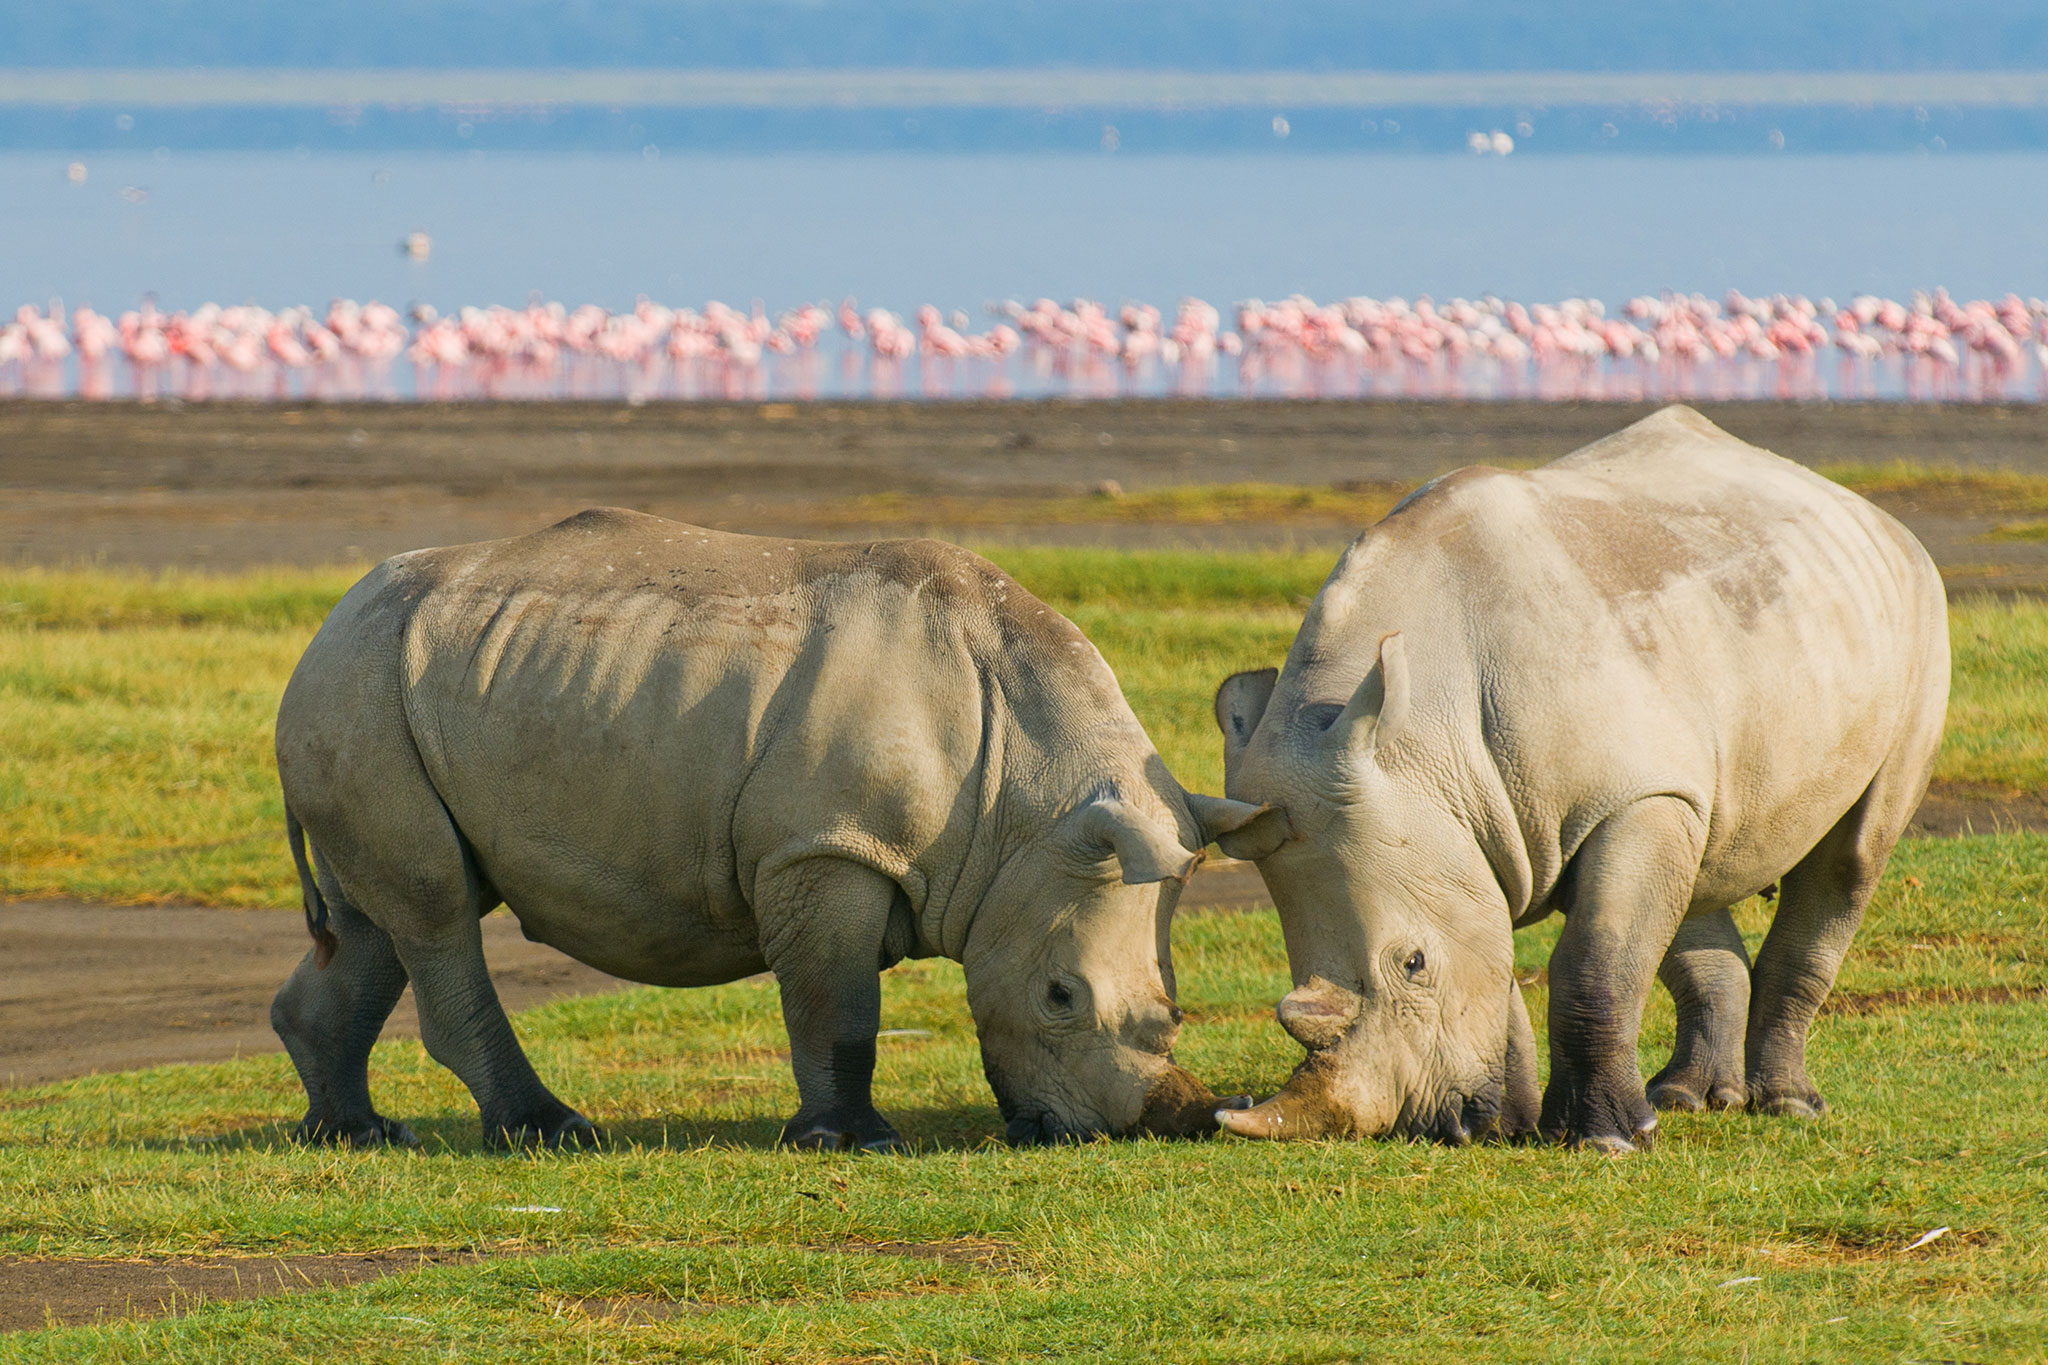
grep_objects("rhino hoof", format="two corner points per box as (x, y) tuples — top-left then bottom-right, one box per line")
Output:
(1574, 1130), (1648, 1156)
(1705, 1083), (1748, 1112)
(1646, 1080), (1705, 1113)
(1648, 1067), (1748, 1114)
(1752, 1091), (1827, 1120)
(293, 1115), (420, 1149)
(782, 1112), (903, 1154)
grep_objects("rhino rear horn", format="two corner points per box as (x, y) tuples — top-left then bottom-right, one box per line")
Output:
(1073, 797), (1200, 886)
(1277, 976), (1362, 1050)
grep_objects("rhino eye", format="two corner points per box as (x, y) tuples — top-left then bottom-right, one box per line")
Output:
(1047, 980), (1075, 1009)
(1404, 950), (1427, 977)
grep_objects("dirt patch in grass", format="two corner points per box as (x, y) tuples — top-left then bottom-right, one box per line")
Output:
(1180, 859), (1268, 912)
(819, 1236), (1022, 1271)
(553, 1292), (716, 1324)
(0, 901), (625, 1089)
(1822, 985), (2048, 1016)
(1910, 780), (2048, 837)
(1763, 1225), (1998, 1264)
(0, 1249), (481, 1333)
(555, 1245), (1011, 1326)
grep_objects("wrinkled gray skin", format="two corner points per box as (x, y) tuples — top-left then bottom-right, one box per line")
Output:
(272, 509), (1265, 1152)
(1212, 407), (1949, 1151)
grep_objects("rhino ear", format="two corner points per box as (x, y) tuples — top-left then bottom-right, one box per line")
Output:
(1499, 974), (1542, 1141)
(1215, 668), (1279, 785)
(1072, 797), (1201, 886)
(1184, 791), (1292, 862)
(1183, 791), (1270, 845)
(1324, 633), (1409, 758)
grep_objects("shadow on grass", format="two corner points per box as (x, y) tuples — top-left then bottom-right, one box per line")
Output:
(176, 1105), (1015, 1157)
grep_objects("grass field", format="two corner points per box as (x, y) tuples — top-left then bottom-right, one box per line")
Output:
(2, 546), (2046, 1360)
(0, 836), (2042, 1360)
(4, 551), (2048, 906)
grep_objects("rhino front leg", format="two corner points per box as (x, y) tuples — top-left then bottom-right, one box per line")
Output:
(758, 856), (906, 1153)
(1647, 906), (1751, 1113)
(1542, 796), (1705, 1153)
(271, 887), (417, 1148)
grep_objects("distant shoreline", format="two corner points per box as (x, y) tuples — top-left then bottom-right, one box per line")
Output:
(10, 68), (2048, 110)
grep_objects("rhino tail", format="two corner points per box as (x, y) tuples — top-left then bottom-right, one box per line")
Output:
(287, 807), (339, 970)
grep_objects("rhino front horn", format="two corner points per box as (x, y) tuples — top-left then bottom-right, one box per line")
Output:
(1214, 1081), (1340, 1140)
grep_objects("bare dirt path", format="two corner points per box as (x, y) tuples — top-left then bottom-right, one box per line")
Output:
(0, 1250), (484, 1334)
(0, 903), (626, 1089)
(0, 863), (1271, 1091)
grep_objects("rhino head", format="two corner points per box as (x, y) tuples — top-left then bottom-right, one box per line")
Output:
(964, 784), (1269, 1144)
(1207, 635), (1541, 1144)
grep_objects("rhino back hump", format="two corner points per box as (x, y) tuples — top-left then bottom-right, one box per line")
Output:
(1293, 407), (1945, 909)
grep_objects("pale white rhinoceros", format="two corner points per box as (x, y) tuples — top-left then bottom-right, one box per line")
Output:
(272, 509), (1265, 1151)
(1209, 406), (1949, 1151)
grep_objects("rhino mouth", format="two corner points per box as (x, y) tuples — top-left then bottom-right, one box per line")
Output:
(987, 1068), (1114, 1145)
(1396, 1084), (1507, 1146)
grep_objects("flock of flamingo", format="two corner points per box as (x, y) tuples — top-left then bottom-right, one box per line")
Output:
(4, 289), (2048, 403)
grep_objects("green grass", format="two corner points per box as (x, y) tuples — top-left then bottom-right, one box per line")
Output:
(5, 560), (2047, 904)
(1984, 519), (2048, 543)
(0, 839), (2043, 1361)
(837, 464), (2048, 535)
(1817, 461), (2048, 510)
(1943, 597), (2048, 794)
(0, 564), (365, 632)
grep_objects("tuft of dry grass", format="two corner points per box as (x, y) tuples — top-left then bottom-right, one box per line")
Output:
(820, 481), (1409, 529)
(1817, 461), (2048, 510)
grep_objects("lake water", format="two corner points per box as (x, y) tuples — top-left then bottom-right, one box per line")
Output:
(8, 149), (2048, 313)
(3, 150), (2046, 401)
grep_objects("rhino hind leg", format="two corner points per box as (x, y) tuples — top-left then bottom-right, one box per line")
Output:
(292, 772), (599, 1151)
(1746, 767), (1918, 1119)
(1540, 796), (1705, 1153)
(397, 914), (604, 1151)
(1647, 906), (1751, 1113)
(271, 882), (417, 1148)
(758, 857), (906, 1154)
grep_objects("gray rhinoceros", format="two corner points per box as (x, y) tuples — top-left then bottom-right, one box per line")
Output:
(1209, 406), (1949, 1151)
(272, 508), (1265, 1151)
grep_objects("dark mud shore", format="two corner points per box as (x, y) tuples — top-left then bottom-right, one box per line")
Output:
(8, 399), (2048, 581)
